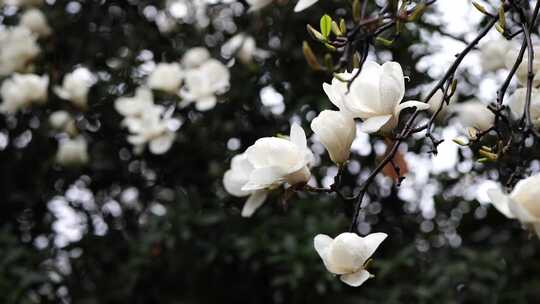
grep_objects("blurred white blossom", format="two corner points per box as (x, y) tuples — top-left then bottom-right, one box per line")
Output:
(0, 26), (40, 76)
(54, 67), (96, 109)
(181, 47), (211, 69)
(56, 136), (89, 166)
(0, 73), (48, 114)
(452, 100), (494, 135)
(479, 38), (512, 72)
(115, 88), (176, 155)
(508, 87), (540, 128)
(147, 62), (183, 94)
(505, 44), (540, 87)
(222, 33), (269, 64)
(49, 110), (77, 135)
(180, 59), (230, 111)
(20, 8), (51, 37)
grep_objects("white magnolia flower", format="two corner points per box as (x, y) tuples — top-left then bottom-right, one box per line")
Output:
(0, 73), (48, 114)
(20, 8), (51, 37)
(0, 26), (40, 76)
(294, 0), (318, 12)
(479, 38), (511, 72)
(505, 44), (540, 87)
(49, 110), (77, 135)
(181, 47), (211, 69)
(147, 62), (183, 94)
(56, 137), (89, 166)
(452, 100), (494, 134)
(487, 174), (540, 237)
(114, 87), (155, 118)
(242, 124), (314, 191)
(311, 110), (356, 165)
(223, 153), (269, 217)
(314, 232), (387, 287)
(508, 87), (540, 128)
(180, 59), (230, 111)
(221, 33), (269, 64)
(125, 105), (176, 155)
(54, 67), (96, 109)
(323, 61), (429, 135)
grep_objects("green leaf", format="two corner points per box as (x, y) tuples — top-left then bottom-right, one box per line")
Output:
(319, 15), (332, 39)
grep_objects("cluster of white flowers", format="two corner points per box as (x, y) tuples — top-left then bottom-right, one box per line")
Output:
(115, 88), (177, 155)
(0, 73), (48, 113)
(0, 26), (40, 76)
(222, 62), (406, 286)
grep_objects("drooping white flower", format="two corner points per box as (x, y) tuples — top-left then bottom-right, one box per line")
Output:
(114, 87), (155, 118)
(49, 110), (77, 135)
(311, 110), (356, 165)
(0, 26), (40, 76)
(20, 8), (51, 37)
(294, 0), (318, 12)
(242, 124), (314, 191)
(246, 0), (273, 11)
(323, 61), (429, 135)
(221, 33), (269, 64)
(314, 232), (387, 287)
(180, 59), (230, 111)
(479, 38), (511, 72)
(487, 174), (540, 237)
(54, 67), (96, 109)
(505, 44), (540, 87)
(0, 73), (48, 114)
(223, 153), (269, 217)
(181, 47), (211, 69)
(56, 136), (89, 166)
(147, 62), (183, 94)
(508, 87), (540, 128)
(452, 100), (495, 134)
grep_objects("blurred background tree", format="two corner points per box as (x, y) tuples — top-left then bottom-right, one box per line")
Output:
(1, 0), (540, 303)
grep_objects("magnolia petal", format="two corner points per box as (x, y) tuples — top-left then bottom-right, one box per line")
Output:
(486, 188), (515, 219)
(323, 82), (346, 111)
(290, 123), (307, 150)
(358, 115), (392, 134)
(378, 62), (405, 113)
(294, 0), (318, 12)
(394, 100), (430, 117)
(242, 166), (284, 191)
(508, 198), (537, 223)
(359, 232), (387, 263)
(313, 234), (333, 258)
(241, 190), (268, 217)
(340, 269), (371, 287)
